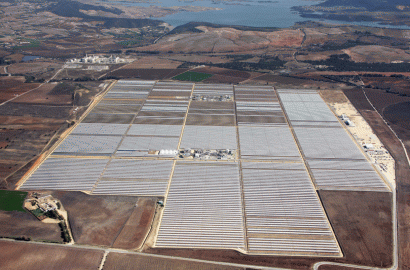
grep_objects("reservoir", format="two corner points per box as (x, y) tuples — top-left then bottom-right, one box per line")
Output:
(110, 0), (410, 29)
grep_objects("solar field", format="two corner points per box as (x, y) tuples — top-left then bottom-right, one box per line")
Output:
(19, 80), (391, 257)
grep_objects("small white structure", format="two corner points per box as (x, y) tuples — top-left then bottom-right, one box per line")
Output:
(159, 149), (178, 156)
(68, 54), (127, 65)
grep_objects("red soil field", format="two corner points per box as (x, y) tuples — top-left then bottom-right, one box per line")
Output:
(112, 197), (157, 250)
(103, 252), (244, 270)
(51, 191), (138, 247)
(318, 190), (393, 267)
(0, 210), (62, 243)
(0, 77), (40, 103)
(0, 240), (104, 270)
(12, 83), (72, 105)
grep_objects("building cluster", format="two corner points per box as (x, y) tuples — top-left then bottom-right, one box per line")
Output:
(191, 95), (233, 102)
(27, 193), (58, 212)
(178, 148), (236, 160)
(67, 54), (128, 65)
(340, 114), (355, 127)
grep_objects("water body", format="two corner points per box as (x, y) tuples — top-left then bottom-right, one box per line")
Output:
(110, 0), (410, 29)
(22, 55), (40, 62)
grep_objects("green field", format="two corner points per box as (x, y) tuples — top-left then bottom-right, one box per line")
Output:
(172, 71), (213, 82)
(0, 190), (27, 212)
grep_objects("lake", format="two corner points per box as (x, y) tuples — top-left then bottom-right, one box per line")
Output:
(22, 55), (40, 62)
(109, 0), (410, 29)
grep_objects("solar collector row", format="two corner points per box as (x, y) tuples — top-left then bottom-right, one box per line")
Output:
(92, 180), (169, 196)
(156, 162), (245, 250)
(238, 126), (300, 160)
(241, 162), (340, 255)
(20, 158), (109, 191)
(179, 126), (237, 150)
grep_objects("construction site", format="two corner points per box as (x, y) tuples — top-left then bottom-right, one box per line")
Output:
(16, 80), (394, 263)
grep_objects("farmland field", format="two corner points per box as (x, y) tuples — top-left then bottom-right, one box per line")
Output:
(172, 71), (213, 82)
(103, 252), (244, 270)
(0, 190), (27, 212)
(0, 240), (104, 270)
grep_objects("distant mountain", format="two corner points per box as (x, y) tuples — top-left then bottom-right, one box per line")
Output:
(318, 0), (410, 11)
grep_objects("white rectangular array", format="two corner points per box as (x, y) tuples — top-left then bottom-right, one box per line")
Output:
(102, 159), (174, 179)
(93, 179), (169, 196)
(93, 159), (174, 197)
(278, 89), (389, 191)
(104, 80), (155, 100)
(71, 123), (130, 136)
(116, 136), (180, 156)
(241, 162), (341, 256)
(127, 124), (183, 137)
(310, 169), (388, 191)
(140, 100), (189, 113)
(179, 126), (237, 150)
(53, 135), (123, 155)
(193, 84), (233, 96)
(156, 162), (245, 250)
(238, 126), (300, 160)
(293, 127), (366, 160)
(278, 90), (339, 124)
(21, 158), (109, 191)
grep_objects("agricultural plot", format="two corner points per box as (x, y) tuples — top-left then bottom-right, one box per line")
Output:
(20, 80), (391, 258)
(172, 71), (213, 82)
(0, 190), (27, 212)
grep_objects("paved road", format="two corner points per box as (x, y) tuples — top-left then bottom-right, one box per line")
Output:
(0, 238), (285, 270)
(312, 85), (402, 270)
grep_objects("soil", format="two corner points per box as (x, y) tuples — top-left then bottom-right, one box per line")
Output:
(50, 191), (138, 247)
(318, 190), (393, 267)
(126, 57), (182, 69)
(383, 102), (410, 130)
(0, 77), (41, 103)
(0, 240), (104, 270)
(103, 252), (244, 270)
(193, 66), (252, 79)
(343, 88), (410, 270)
(7, 61), (62, 79)
(0, 210), (62, 243)
(105, 68), (187, 80)
(251, 74), (344, 89)
(12, 83), (72, 105)
(112, 197), (157, 250)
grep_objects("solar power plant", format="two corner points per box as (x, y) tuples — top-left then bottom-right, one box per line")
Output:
(277, 89), (389, 191)
(21, 158), (109, 191)
(238, 126), (301, 160)
(155, 162), (245, 250)
(193, 84), (234, 96)
(92, 160), (173, 196)
(241, 162), (341, 256)
(21, 80), (392, 257)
